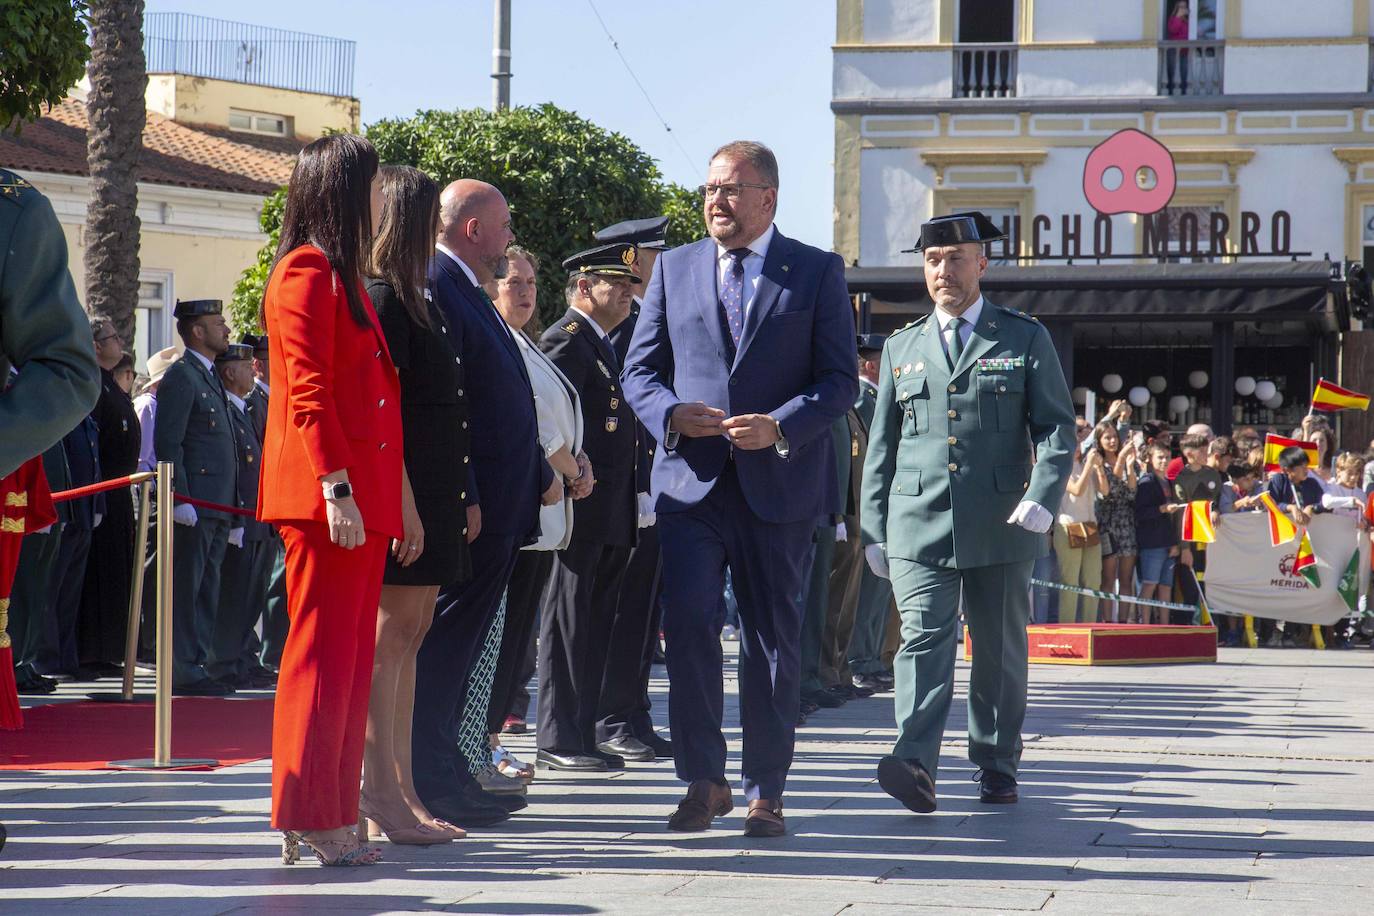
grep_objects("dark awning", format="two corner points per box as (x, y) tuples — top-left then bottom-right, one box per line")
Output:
(848, 260), (1345, 324)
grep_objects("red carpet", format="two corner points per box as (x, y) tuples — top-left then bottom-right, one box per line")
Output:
(0, 697), (274, 770)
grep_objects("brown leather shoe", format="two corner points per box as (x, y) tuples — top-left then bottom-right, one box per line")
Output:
(667, 779), (733, 831)
(743, 799), (785, 837)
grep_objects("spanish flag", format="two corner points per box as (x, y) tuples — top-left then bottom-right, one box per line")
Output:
(1259, 492), (1298, 546)
(1263, 434), (1319, 473)
(1293, 529), (1319, 587)
(1180, 500), (1216, 543)
(1311, 378), (1370, 413)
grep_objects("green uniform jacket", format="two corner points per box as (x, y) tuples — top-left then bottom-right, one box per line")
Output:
(153, 354), (239, 521)
(0, 169), (100, 477)
(860, 300), (1074, 569)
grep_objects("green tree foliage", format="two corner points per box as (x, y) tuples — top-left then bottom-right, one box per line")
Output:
(228, 187), (286, 334)
(0, 0), (90, 132)
(229, 103), (706, 333)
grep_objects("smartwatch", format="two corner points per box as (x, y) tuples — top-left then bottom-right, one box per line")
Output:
(322, 481), (353, 500)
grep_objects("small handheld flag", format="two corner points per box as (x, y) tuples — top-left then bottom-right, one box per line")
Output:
(1180, 500), (1216, 543)
(1258, 492), (1298, 546)
(1311, 378), (1370, 413)
(1293, 529), (1319, 587)
(1337, 548), (1361, 612)
(1263, 434), (1319, 473)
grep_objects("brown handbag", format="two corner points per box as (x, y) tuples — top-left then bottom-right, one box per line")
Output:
(1066, 521), (1100, 549)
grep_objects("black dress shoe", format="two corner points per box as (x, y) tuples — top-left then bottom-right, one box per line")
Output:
(977, 769), (1018, 804)
(800, 699), (819, 716)
(875, 671), (895, 690)
(877, 755), (937, 813)
(638, 732), (673, 759)
(853, 673), (886, 694)
(590, 750), (626, 770)
(172, 677), (231, 697)
(15, 672), (56, 695)
(537, 748), (607, 771)
(804, 689), (844, 709)
(827, 684), (857, 701)
(424, 791), (510, 827)
(847, 680), (876, 698)
(464, 782), (527, 813)
(597, 736), (654, 762)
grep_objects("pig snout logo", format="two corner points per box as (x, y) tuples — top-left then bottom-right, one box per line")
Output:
(1083, 129), (1177, 216)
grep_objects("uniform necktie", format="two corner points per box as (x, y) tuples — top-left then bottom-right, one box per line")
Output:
(719, 247), (750, 347)
(945, 316), (964, 369)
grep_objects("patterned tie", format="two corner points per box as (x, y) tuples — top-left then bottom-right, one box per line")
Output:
(945, 316), (964, 370)
(719, 247), (750, 347)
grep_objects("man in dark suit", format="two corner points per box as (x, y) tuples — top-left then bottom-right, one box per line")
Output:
(240, 333), (287, 674)
(594, 216), (673, 762)
(413, 178), (560, 828)
(153, 299), (239, 696)
(535, 244), (640, 772)
(622, 141), (858, 837)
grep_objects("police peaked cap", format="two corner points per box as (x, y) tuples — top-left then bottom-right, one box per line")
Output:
(215, 343), (254, 364)
(173, 298), (223, 319)
(901, 212), (1008, 253)
(562, 243), (642, 283)
(593, 215), (671, 250)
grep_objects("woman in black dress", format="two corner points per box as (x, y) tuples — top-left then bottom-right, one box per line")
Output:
(360, 165), (469, 844)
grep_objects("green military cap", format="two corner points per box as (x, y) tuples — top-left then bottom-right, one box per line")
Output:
(594, 215), (671, 250)
(562, 243), (642, 283)
(173, 299), (223, 319)
(901, 211), (1007, 253)
(239, 333), (268, 355)
(215, 343), (254, 364)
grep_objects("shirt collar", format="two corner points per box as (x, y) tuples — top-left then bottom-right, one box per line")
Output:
(226, 391), (246, 412)
(716, 222), (776, 262)
(435, 243), (480, 288)
(187, 348), (216, 376)
(255, 379), (270, 397)
(933, 295), (984, 332)
(568, 305), (609, 341)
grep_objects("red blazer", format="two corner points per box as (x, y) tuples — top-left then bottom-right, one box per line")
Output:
(258, 245), (404, 540)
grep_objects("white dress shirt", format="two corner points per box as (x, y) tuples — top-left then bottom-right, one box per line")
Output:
(932, 295), (984, 364)
(226, 391), (246, 414)
(716, 223), (776, 315)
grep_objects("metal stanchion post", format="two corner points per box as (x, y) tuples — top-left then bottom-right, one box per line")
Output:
(90, 476), (154, 703)
(111, 462), (218, 769)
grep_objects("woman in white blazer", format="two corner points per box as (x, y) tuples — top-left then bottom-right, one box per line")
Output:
(483, 246), (590, 781)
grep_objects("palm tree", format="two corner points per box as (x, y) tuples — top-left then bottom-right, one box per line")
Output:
(84, 0), (148, 348)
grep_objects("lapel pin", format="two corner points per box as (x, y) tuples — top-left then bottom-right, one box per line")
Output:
(914, 361), (924, 372)
(893, 367), (901, 379)
(903, 363), (913, 374)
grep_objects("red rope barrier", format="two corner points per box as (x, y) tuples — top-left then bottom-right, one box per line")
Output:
(172, 494), (257, 519)
(49, 473), (156, 502)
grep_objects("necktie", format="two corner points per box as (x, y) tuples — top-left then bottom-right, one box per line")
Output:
(945, 316), (964, 369)
(719, 248), (750, 347)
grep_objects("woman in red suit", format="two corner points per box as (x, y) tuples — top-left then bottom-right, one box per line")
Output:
(259, 133), (417, 866)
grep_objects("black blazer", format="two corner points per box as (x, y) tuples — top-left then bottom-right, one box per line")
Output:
(540, 308), (637, 547)
(367, 278), (471, 501)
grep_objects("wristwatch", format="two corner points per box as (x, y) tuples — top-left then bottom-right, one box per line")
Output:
(773, 419), (790, 458)
(322, 481), (353, 500)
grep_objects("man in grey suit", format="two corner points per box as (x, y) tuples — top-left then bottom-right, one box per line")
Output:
(861, 213), (1074, 812)
(153, 299), (239, 695)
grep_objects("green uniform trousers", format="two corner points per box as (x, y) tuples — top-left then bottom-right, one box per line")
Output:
(889, 557), (1032, 782)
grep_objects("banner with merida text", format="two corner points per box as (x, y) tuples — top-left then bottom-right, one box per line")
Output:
(1204, 513), (1369, 625)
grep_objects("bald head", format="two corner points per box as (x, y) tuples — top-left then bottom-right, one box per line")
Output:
(437, 179), (515, 283)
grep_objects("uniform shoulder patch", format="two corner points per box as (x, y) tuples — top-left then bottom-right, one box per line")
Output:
(0, 169), (36, 206)
(561, 319), (581, 335)
(889, 313), (928, 340)
(995, 304), (1038, 324)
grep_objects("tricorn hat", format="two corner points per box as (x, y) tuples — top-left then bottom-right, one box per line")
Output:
(562, 243), (642, 283)
(594, 215), (670, 250)
(901, 212), (1007, 253)
(857, 333), (887, 354)
(215, 343), (254, 364)
(173, 299), (223, 319)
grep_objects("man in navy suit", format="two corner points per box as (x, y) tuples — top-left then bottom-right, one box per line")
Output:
(412, 179), (561, 828)
(622, 141), (858, 837)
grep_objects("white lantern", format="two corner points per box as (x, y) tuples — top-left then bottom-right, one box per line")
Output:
(1147, 375), (1167, 394)
(1102, 373), (1123, 394)
(1189, 370), (1209, 389)
(1235, 376), (1256, 397)
(1265, 393), (1284, 409)
(1071, 387), (1090, 406)
(1254, 380), (1277, 402)
(1127, 386), (1150, 407)
(1168, 395), (1191, 416)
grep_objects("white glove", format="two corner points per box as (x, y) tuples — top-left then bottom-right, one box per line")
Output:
(865, 543), (890, 579)
(93, 513), (103, 529)
(228, 528), (245, 548)
(35, 524), (53, 536)
(173, 503), (198, 527)
(835, 521), (848, 542)
(636, 492), (656, 528)
(1007, 500), (1052, 534)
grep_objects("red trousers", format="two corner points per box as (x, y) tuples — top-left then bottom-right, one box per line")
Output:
(271, 522), (387, 829)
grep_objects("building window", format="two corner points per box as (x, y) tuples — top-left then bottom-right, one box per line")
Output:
(1160, 1), (1223, 96)
(1159, 203), (1226, 260)
(1164, 0), (1220, 40)
(958, 0), (1015, 43)
(135, 272), (174, 374)
(228, 108), (290, 137)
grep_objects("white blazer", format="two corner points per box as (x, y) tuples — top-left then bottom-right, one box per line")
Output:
(515, 328), (582, 551)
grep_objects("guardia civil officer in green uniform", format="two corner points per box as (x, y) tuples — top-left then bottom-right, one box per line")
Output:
(153, 298), (239, 696)
(860, 212), (1074, 811)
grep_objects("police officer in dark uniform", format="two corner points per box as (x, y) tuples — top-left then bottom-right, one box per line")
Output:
(208, 343), (276, 688)
(592, 216), (674, 761)
(153, 299), (239, 695)
(240, 332), (287, 672)
(535, 243), (641, 771)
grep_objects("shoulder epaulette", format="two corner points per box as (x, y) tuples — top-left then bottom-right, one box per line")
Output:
(889, 313), (928, 340)
(561, 319), (581, 335)
(0, 169), (36, 206)
(995, 304), (1039, 324)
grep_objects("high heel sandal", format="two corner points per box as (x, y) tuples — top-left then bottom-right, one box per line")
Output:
(423, 817), (467, 840)
(357, 798), (455, 846)
(281, 829), (382, 866)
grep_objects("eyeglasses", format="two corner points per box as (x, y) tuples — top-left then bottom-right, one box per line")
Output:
(698, 182), (773, 202)
(95, 334), (119, 343)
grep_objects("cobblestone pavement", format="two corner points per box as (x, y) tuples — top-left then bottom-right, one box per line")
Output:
(2, 646), (1372, 914)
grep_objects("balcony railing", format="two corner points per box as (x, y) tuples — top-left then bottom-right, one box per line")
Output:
(144, 12), (356, 98)
(954, 44), (1018, 98)
(1158, 40), (1224, 97)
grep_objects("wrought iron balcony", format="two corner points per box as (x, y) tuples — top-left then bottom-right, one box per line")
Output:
(954, 44), (1018, 98)
(1158, 40), (1224, 97)
(144, 13), (356, 98)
